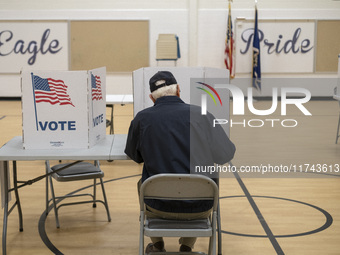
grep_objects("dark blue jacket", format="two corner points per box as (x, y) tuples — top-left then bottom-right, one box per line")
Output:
(125, 96), (235, 213)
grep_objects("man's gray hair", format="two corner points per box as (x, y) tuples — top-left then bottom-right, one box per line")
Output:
(151, 81), (177, 100)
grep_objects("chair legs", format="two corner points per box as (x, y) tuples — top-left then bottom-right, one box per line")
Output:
(99, 177), (111, 222)
(93, 178), (97, 208)
(208, 211), (217, 255)
(139, 211), (145, 255)
(217, 202), (222, 255)
(46, 176), (111, 228)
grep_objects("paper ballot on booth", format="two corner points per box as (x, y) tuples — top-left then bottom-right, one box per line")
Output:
(21, 67), (106, 149)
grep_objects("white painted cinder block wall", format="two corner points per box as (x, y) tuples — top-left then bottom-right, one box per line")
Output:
(0, 0), (340, 97)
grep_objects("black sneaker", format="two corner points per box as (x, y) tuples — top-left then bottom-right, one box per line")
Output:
(180, 244), (192, 252)
(145, 242), (166, 254)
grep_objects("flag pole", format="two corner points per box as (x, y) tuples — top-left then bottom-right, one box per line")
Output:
(30, 73), (39, 131)
(229, 0), (234, 79)
(252, 0), (261, 91)
(228, 0), (232, 79)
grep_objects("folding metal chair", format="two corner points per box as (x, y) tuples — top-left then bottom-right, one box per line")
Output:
(45, 160), (111, 228)
(139, 174), (219, 255)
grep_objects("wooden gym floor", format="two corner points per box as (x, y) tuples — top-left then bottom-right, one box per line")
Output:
(0, 99), (340, 255)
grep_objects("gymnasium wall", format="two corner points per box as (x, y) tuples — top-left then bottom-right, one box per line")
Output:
(0, 0), (339, 97)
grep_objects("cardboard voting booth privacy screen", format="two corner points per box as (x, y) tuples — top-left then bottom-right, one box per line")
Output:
(132, 67), (230, 136)
(88, 67), (107, 147)
(133, 67), (230, 114)
(21, 67), (106, 149)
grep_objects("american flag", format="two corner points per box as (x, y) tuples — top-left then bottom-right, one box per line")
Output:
(91, 74), (103, 101)
(224, 1), (234, 78)
(32, 74), (75, 107)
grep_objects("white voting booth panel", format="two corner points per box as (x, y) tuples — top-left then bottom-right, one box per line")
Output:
(21, 67), (106, 149)
(88, 67), (107, 147)
(132, 67), (230, 136)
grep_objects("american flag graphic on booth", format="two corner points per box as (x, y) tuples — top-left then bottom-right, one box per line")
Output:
(91, 74), (103, 101)
(32, 74), (75, 107)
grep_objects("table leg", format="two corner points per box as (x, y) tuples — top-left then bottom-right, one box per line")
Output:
(46, 167), (49, 216)
(2, 161), (9, 255)
(13, 161), (23, 232)
(110, 105), (114, 134)
(336, 112), (340, 144)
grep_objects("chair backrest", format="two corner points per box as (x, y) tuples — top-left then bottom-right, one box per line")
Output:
(139, 174), (219, 212)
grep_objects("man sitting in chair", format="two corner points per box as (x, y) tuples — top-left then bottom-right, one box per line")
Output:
(125, 71), (236, 253)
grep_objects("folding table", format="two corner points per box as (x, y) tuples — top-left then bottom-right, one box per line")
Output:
(105, 94), (133, 134)
(0, 134), (128, 255)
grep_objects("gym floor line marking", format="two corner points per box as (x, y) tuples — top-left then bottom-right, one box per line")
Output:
(34, 171), (333, 255)
(38, 174), (141, 255)
(39, 172), (286, 254)
(0, 116), (6, 120)
(219, 195), (333, 238)
(233, 171), (285, 255)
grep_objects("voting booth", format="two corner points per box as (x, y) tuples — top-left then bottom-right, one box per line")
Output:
(132, 67), (230, 136)
(21, 67), (106, 149)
